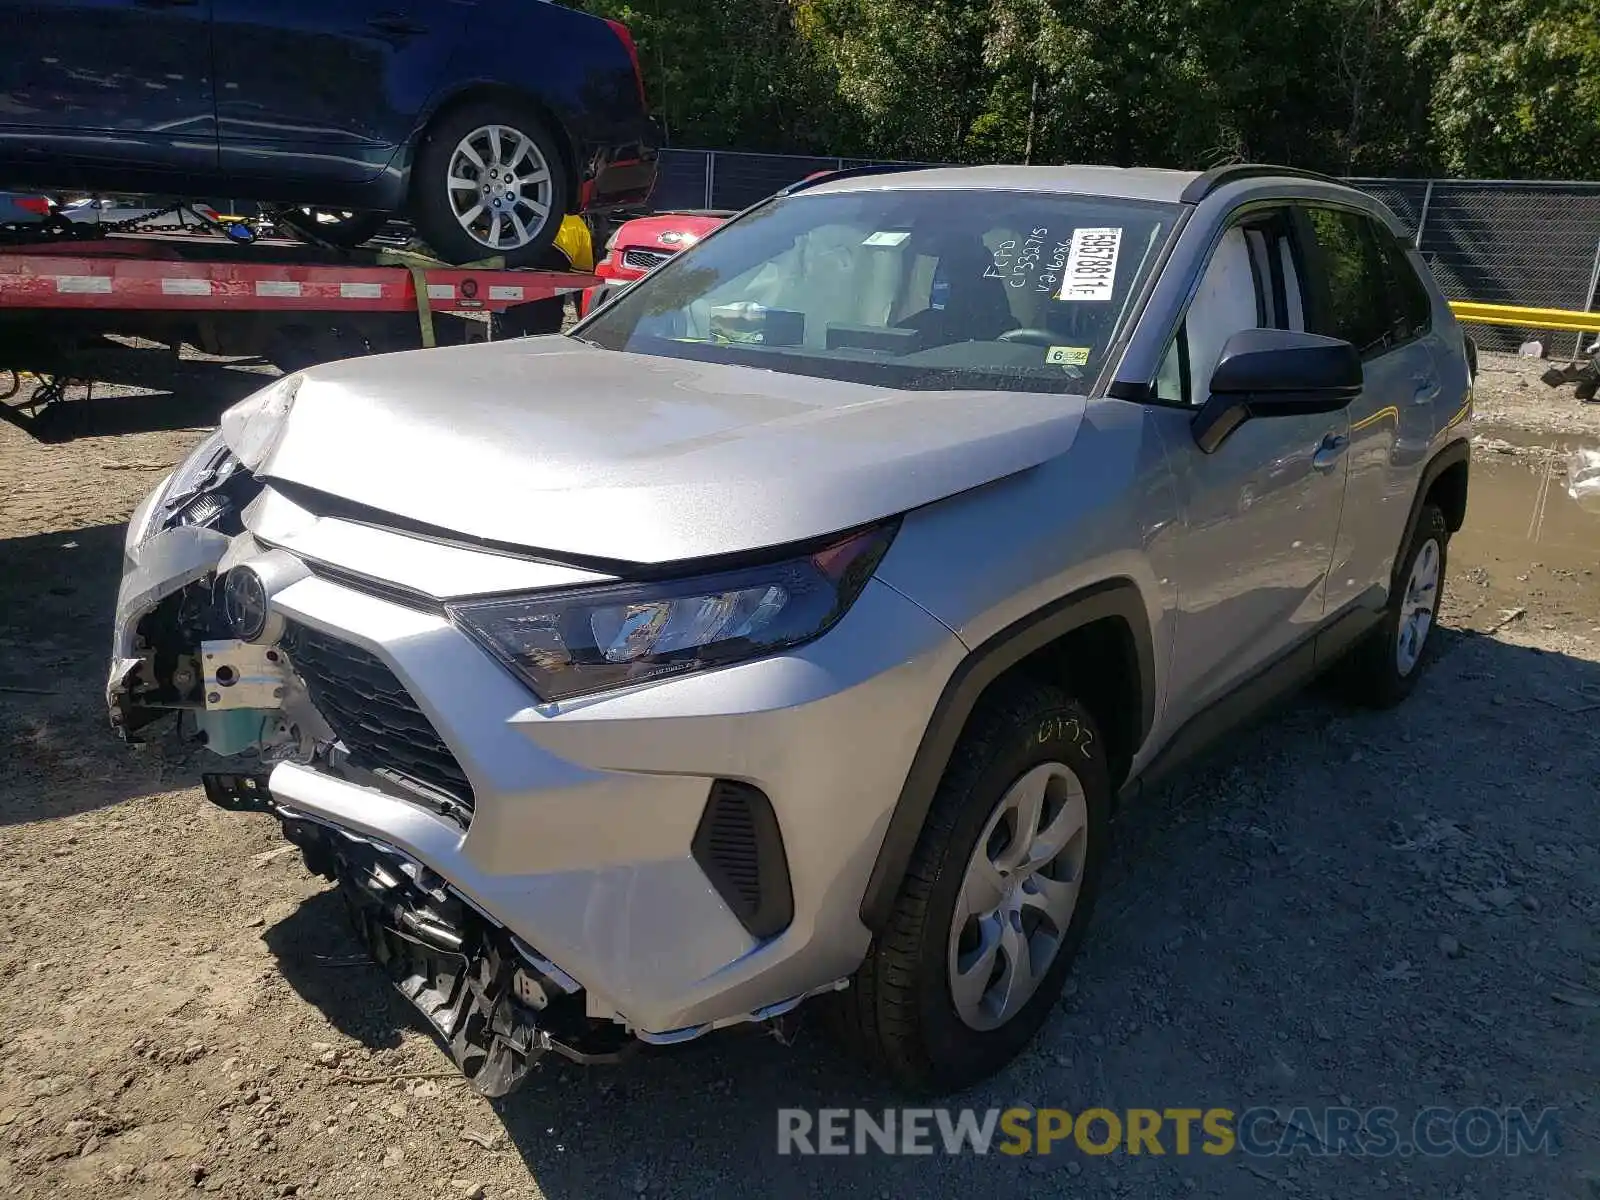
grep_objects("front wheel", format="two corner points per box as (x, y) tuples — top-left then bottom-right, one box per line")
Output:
(830, 680), (1110, 1094)
(408, 103), (570, 267)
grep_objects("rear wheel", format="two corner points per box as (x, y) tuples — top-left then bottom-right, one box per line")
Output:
(409, 102), (570, 267)
(1336, 502), (1449, 707)
(830, 680), (1110, 1094)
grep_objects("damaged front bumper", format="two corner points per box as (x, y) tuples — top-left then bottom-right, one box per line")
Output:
(107, 428), (274, 742)
(206, 771), (631, 1095)
(108, 519), (230, 739)
(108, 427), (961, 1098)
(106, 465), (648, 1095)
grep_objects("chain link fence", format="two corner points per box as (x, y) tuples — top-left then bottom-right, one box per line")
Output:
(1351, 178), (1600, 355)
(653, 150), (1600, 357)
(652, 149), (944, 212)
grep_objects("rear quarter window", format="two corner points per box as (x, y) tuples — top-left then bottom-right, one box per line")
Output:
(1373, 230), (1434, 343)
(1302, 205), (1431, 355)
(1303, 207), (1392, 355)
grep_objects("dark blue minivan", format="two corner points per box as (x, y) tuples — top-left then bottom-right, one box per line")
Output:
(0, 0), (659, 264)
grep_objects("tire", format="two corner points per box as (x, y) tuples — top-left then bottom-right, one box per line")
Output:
(1336, 503), (1449, 708)
(829, 680), (1111, 1094)
(408, 102), (570, 267)
(271, 207), (384, 250)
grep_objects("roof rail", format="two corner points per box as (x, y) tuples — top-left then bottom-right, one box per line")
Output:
(1180, 163), (1345, 203)
(777, 162), (932, 196)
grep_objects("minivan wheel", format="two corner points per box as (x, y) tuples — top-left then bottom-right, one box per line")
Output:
(409, 102), (570, 267)
(830, 681), (1110, 1094)
(1336, 502), (1450, 708)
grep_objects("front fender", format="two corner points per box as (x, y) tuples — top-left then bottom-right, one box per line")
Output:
(856, 578), (1155, 932)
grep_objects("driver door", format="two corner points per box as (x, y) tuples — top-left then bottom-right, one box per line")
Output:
(1147, 215), (1351, 729)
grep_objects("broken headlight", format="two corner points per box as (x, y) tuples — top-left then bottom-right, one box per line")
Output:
(447, 523), (897, 702)
(138, 429), (262, 542)
(127, 429), (229, 547)
(161, 431), (241, 518)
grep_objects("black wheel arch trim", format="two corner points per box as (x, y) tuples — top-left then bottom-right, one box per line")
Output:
(858, 578), (1156, 934)
(1394, 439), (1470, 590)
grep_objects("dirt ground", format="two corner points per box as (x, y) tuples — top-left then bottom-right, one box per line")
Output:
(1, 350), (1597, 1200)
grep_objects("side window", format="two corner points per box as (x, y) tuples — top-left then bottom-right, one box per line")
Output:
(1302, 207), (1394, 355)
(1242, 228), (1275, 327)
(1278, 239), (1306, 332)
(1154, 212), (1302, 407)
(1373, 228), (1434, 342)
(1182, 227), (1259, 405)
(1153, 326), (1187, 404)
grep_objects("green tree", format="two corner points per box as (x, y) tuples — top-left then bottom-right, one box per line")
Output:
(1406, 0), (1600, 177)
(575, 0), (841, 152)
(792, 0), (995, 160)
(576, 0), (1599, 180)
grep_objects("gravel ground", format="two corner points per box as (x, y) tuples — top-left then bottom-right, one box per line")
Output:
(0, 350), (1597, 1199)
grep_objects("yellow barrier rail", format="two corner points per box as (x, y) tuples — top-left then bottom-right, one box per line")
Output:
(1450, 300), (1600, 333)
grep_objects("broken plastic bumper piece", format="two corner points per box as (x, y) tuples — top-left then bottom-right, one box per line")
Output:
(199, 771), (631, 1095)
(201, 772), (275, 812)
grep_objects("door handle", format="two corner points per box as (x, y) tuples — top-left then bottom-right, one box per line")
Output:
(368, 13), (429, 35)
(1312, 433), (1349, 471)
(1412, 373), (1440, 402)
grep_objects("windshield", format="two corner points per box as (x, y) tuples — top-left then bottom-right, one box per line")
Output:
(575, 189), (1180, 393)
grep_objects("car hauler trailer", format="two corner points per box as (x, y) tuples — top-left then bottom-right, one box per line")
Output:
(0, 227), (595, 433)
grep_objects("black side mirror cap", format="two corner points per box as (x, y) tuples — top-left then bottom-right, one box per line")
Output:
(1193, 328), (1362, 453)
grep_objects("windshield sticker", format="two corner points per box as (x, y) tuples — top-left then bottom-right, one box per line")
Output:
(1057, 227), (1123, 301)
(1046, 345), (1091, 366)
(862, 230), (911, 247)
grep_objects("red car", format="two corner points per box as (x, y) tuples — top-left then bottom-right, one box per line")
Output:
(0, 193), (54, 226)
(580, 210), (731, 316)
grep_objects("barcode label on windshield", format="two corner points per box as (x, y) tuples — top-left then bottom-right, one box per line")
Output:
(1057, 227), (1122, 301)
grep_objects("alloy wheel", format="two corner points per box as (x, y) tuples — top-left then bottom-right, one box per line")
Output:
(947, 761), (1090, 1031)
(446, 125), (554, 252)
(1396, 537), (1441, 676)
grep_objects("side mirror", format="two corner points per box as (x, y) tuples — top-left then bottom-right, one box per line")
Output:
(1192, 328), (1362, 453)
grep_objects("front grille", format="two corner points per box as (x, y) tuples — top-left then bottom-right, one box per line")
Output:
(621, 246), (672, 272)
(282, 623), (473, 813)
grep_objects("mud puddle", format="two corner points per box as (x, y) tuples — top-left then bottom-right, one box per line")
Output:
(1447, 423), (1600, 636)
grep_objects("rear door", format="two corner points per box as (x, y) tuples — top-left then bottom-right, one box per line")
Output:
(1296, 205), (1443, 613)
(211, 0), (472, 187)
(0, 0), (215, 175)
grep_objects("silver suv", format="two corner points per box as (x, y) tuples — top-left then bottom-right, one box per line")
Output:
(108, 164), (1472, 1096)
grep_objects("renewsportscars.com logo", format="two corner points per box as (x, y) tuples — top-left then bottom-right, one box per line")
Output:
(777, 1106), (1561, 1158)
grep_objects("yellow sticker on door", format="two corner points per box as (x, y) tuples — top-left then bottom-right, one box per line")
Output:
(1046, 345), (1091, 366)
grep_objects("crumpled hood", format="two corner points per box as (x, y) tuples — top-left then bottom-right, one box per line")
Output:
(223, 337), (1088, 564)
